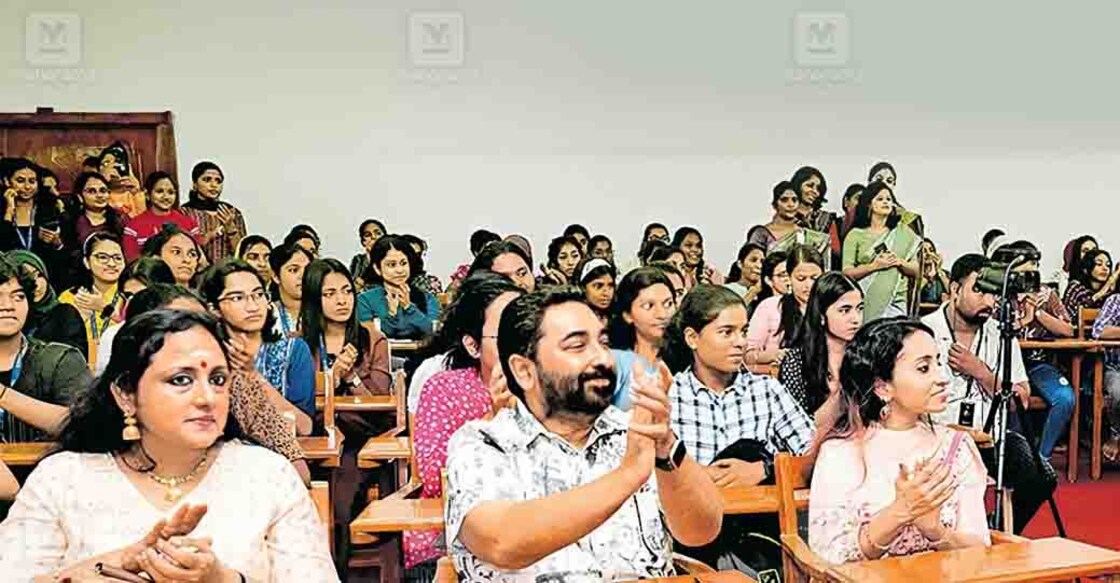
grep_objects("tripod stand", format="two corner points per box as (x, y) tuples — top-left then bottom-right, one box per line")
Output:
(985, 273), (1067, 536)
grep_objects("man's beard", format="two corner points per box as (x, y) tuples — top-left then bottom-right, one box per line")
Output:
(538, 363), (618, 418)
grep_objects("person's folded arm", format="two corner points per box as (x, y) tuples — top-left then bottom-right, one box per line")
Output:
(0, 388), (69, 435)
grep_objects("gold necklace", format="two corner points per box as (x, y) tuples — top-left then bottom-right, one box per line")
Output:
(147, 452), (209, 503)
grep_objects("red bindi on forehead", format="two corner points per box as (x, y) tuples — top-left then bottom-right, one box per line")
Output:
(200, 360), (208, 370)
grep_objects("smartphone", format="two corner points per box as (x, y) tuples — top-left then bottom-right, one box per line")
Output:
(874, 243), (889, 255)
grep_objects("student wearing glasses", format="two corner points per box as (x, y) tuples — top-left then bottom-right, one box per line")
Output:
(59, 232), (127, 364)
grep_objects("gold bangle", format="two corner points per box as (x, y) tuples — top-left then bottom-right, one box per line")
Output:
(0, 383), (9, 404)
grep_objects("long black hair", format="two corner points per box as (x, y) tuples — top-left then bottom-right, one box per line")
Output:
(661, 284), (745, 374)
(786, 272), (862, 413)
(815, 317), (934, 447)
(299, 258), (369, 367)
(199, 258), (281, 343)
(546, 236), (583, 273)
(609, 267), (674, 350)
(851, 181), (901, 230)
(269, 242), (314, 302)
(777, 246), (824, 346)
(1073, 249), (1113, 291)
(119, 257), (175, 290)
(57, 309), (242, 454)
(431, 272), (522, 371)
(468, 240), (532, 276)
(369, 235), (431, 314)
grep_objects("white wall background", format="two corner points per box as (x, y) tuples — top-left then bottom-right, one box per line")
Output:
(2, 0), (1118, 277)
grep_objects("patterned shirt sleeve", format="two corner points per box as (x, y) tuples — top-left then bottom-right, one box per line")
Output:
(1092, 295), (1120, 338)
(444, 424), (519, 547)
(230, 372), (304, 461)
(0, 454), (70, 577)
(765, 377), (815, 455)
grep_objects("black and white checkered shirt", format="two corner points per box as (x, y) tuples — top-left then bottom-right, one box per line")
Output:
(669, 368), (814, 466)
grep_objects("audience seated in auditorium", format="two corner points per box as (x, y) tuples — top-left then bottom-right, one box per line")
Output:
(237, 234), (273, 284)
(923, 254), (1056, 533)
(407, 273), (523, 572)
(356, 235), (441, 339)
(0, 159), (66, 271)
(842, 182), (920, 320)
(181, 161), (246, 263)
(0, 310), (336, 581)
(61, 173), (126, 286)
(59, 232), (126, 363)
(122, 171), (200, 261)
(349, 218), (386, 291)
(540, 235), (583, 287)
(201, 259), (316, 434)
(1063, 248), (1116, 317)
(809, 317), (990, 563)
(562, 223), (591, 254)
(661, 285), (814, 574)
(725, 242), (765, 305)
(448, 228), (501, 294)
(467, 239), (536, 292)
(270, 242), (313, 337)
(93, 257), (176, 373)
(917, 238), (951, 305)
(672, 226), (724, 287)
(141, 223), (202, 287)
(574, 257), (616, 322)
(1090, 282), (1120, 462)
(748, 180), (831, 270)
(609, 267), (677, 403)
(401, 234), (443, 295)
(746, 245), (823, 365)
(284, 224), (321, 258)
(8, 250), (86, 356)
(444, 288), (722, 580)
(1053, 235), (1097, 296)
(780, 272), (864, 421)
(0, 255), (90, 443)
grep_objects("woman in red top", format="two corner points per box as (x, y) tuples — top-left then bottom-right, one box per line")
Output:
(122, 172), (201, 260)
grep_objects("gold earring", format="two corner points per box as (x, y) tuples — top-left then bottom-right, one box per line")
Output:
(122, 412), (140, 441)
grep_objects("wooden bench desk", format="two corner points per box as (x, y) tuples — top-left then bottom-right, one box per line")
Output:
(0, 441), (53, 466)
(827, 537), (1120, 583)
(297, 427), (344, 468)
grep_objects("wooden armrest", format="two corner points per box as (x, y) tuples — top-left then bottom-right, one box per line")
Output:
(780, 534), (833, 581)
(357, 436), (410, 468)
(990, 530), (1030, 545)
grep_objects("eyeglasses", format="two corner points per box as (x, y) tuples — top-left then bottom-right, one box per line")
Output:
(218, 290), (269, 306)
(91, 253), (125, 265)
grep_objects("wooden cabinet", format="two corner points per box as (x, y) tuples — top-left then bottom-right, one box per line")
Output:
(0, 107), (178, 193)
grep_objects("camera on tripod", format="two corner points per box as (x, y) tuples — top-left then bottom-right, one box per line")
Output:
(974, 245), (1042, 295)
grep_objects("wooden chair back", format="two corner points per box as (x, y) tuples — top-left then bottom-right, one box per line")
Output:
(774, 453), (832, 583)
(1079, 308), (1100, 339)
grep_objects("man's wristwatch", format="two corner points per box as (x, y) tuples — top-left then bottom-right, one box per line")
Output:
(655, 436), (687, 472)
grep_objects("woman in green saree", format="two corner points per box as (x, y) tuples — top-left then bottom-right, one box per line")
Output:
(842, 182), (920, 320)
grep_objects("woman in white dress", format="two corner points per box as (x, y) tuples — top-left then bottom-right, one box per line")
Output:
(0, 309), (337, 582)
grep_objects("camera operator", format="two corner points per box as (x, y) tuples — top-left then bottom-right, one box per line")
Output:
(997, 241), (1077, 462)
(922, 253), (1056, 533)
